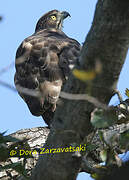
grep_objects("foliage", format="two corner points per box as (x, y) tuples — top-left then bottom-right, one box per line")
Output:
(0, 131), (30, 179)
(125, 88), (129, 98)
(91, 108), (118, 128)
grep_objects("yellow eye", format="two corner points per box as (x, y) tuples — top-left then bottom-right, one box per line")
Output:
(51, 15), (57, 21)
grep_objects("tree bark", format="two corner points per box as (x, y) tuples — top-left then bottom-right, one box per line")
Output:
(0, 127), (49, 180)
(31, 0), (129, 180)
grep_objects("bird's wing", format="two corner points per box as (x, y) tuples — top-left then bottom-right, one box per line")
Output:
(14, 29), (81, 126)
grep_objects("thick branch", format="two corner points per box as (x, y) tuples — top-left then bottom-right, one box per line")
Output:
(0, 127), (49, 180)
(30, 0), (129, 179)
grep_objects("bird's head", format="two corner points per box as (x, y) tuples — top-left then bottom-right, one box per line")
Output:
(35, 10), (70, 32)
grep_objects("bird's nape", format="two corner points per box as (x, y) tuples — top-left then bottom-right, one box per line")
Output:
(35, 10), (70, 32)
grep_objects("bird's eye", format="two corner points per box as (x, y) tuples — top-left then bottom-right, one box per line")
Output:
(50, 15), (57, 21)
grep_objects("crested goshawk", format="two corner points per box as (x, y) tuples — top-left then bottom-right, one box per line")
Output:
(14, 10), (81, 126)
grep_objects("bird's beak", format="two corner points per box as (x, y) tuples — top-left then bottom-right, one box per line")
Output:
(61, 11), (71, 19)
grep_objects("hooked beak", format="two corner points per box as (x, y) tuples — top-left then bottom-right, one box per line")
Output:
(61, 11), (71, 19)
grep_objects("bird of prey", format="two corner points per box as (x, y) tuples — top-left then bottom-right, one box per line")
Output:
(14, 10), (81, 126)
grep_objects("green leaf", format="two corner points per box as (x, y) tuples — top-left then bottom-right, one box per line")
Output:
(0, 162), (29, 178)
(91, 108), (117, 128)
(98, 131), (104, 142)
(100, 150), (107, 162)
(0, 146), (9, 161)
(0, 162), (20, 171)
(91, 173), (99, 180)
(125, 88), (129, 98)
(73, 69), (96, 81)
(86, 143), (98, 152)
(119, 130), (129, 149)
(4, 135), (20, 143)
(0, 132), (19, 144)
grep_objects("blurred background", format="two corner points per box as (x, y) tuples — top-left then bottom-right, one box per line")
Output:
(0, 0), (129, 179)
